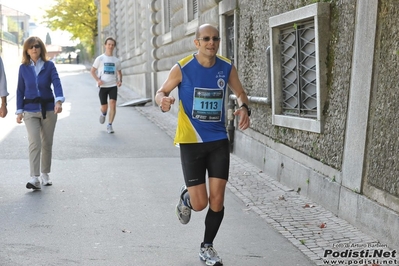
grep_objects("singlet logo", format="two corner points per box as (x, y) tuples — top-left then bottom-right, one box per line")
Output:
(215, 71), (225, 79)
(217, 78), (225, 89)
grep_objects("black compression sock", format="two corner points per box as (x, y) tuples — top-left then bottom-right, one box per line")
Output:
(203, 207), (225, 244)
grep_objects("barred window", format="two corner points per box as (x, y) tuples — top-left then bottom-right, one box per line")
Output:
(270, 3), (330, 133)
(193, 0), (198, 19)
(185, 0), (198, 22)
(280, 21), (316, 118)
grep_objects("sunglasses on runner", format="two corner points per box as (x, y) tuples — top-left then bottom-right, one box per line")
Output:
(197, 37), (221, 42)
(29, 44), (41, 49)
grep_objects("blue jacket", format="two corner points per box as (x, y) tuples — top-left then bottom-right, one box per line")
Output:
(16, 60), (64, 114)
(0, 57), (8, 97)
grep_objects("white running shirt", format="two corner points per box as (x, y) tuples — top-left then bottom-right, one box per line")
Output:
(92, 54), (121, 88)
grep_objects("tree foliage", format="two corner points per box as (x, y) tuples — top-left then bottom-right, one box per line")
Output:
(43, 0), (97, 56)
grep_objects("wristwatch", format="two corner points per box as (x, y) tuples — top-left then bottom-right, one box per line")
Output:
(240, 103), (251, 116)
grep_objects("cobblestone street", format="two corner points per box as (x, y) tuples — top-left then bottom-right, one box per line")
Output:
(134, 101), (396, 266)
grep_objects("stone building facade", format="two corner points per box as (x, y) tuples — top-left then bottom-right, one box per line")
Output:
(99, 0), (399, 249)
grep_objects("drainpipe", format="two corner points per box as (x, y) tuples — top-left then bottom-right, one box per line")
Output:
(227, 46), (272, 152)
(267, 46), (271, 104)
(227, 95), (236, 152)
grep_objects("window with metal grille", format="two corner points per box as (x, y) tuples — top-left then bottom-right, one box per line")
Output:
(193, 0), (198, 19)
(186, 0), (198, 22)
(280, 21), (316, 118)
(269, 3), (330, 133)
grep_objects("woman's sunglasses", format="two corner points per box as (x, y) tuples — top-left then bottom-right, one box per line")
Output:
(29, 44), (41, 49)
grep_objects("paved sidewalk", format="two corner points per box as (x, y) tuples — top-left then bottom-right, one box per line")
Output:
(118, 87), (396, 266)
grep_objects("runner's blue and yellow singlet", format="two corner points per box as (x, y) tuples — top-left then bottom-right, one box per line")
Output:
(174, 54), (233, 145)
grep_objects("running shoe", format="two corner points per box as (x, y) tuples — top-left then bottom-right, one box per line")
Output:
(99, 114), (106, 124)
(175, 185), (191, 224)
(40, 173), (52, 186)
(107, 124), (114, 133)
(26, 177), (41, 190)
(199, 244), (223, 266)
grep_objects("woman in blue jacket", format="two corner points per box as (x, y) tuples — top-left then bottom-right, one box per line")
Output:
(0, 56), (8, 118)
(16, 36), (65, 190)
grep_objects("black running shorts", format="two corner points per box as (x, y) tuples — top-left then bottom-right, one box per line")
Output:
(179, 138), (230, 187)
(99, 86), (118, 105)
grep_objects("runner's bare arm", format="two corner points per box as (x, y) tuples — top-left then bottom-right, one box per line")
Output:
(228, 65), (250, 130)
(155, 64), (182, 111)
